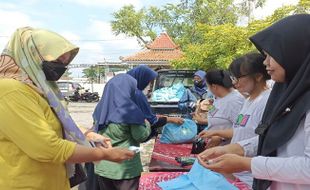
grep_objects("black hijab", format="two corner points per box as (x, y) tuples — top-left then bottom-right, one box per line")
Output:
(249, 14), (310, 190)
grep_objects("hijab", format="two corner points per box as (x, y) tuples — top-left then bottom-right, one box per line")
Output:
(127, 65), (158, 125)
(0, 27), (87, 145)
(250, 14), (310, 190)
(92, 74), (145, 132)
(193, 70), (207, 96)
(127, 65), (158, 91)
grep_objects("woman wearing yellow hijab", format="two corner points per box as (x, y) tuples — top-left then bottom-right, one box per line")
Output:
(0, 27), (134, 190)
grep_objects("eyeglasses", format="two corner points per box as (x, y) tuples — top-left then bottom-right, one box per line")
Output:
(229, 74), (251, 83)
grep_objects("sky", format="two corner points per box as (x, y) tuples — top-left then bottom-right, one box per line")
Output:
(0, 0), (298, 77)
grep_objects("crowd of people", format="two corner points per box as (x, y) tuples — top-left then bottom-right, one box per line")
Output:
(0, 14), (309, 190)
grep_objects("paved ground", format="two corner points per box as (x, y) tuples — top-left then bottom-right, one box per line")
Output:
(68, 102), (155, 189)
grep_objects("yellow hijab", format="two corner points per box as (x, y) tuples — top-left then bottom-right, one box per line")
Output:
(0, 27), (88, 145)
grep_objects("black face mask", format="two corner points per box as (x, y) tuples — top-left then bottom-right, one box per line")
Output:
(42, 61), (67, 81)
(194, 80), (204, 88)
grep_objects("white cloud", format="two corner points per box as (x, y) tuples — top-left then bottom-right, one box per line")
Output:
(0, 2), (18, 10)
(66, 0), (143, 10)
(253, 0), (299, 19)
(86, 19), (142, 56)
(60, 31), (81, 41)
(0, 9), (42, 51)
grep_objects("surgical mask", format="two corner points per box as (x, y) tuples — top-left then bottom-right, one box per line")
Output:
(42, 61), (67, 81)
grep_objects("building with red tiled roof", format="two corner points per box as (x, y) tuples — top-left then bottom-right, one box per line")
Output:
(121, 33), (183, 68)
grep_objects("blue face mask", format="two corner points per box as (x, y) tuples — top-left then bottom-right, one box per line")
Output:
(42, 61), (67, 81)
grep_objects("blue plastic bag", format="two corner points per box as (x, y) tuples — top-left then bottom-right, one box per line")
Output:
(151, 83), (186, 102)
(158, 160), (238, 190)
(160, 119), (197, 144)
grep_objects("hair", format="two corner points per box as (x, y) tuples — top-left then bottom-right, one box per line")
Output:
(206, 69), (233, 88)
(229, 52), (270, 81)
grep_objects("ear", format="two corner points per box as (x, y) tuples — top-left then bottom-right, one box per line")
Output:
(211, 84), (217, 90)
(255, 73), (264, 82)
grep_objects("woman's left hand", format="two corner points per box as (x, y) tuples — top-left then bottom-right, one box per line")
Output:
(197, 153), (252, 174)
(86, 132), (112, 148)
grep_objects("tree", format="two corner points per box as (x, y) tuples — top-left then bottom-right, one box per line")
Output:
(111, 5), (148, 45)
(111, 0), (239, 47)
(62, 69), (72, 78)
(295, 0), (310, 13)
(172, 2), (307, 71)
(171, 23), (251, 70)
(237, 0), (266, 23)
(82, 66), (105, 83)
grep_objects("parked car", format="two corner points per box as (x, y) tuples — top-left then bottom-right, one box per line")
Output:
(149, 69), (196, 117)
(56, 80), (82, 98)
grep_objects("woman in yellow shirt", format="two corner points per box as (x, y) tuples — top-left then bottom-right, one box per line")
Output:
(0, 27), (134, 190)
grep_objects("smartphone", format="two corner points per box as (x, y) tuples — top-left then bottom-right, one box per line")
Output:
(128, 146), (141, 153)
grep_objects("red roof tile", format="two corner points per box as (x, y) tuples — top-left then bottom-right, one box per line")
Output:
(122, 49), (183, 62)
(147, 33), (179, 50)
(122, 33), (183, 62)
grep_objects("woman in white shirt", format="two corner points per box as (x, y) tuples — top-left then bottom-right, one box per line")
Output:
(198, 52), (271, 187)
(193, 69), (245, 146)
(198, 14), (310, 190)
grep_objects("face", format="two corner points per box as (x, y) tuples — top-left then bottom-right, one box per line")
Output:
(56, 52), (72, 65)
(194, 75), (202, 82)
(207, 83), (217, 96)
(263, 52), (285, 82)
(231, 75), (255, 94)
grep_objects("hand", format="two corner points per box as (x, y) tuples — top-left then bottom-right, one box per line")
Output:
(198, 130), (216, 139)
(191, 112), (199, 121)
(168, 117), (184, 125)
(86, 132), (112, 148)
(205, 136), (222, 149)
(198, 146), (228, 161)
(100, 147), (135, 163)
(156, 114), (166, 118)
(198, 143), (245, 161)
(198, 153), (252, 173)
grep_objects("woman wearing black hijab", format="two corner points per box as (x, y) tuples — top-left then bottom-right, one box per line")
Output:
(197, 14), (310, 190)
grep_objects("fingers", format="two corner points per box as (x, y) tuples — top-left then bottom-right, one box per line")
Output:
(177, 118), (184, 125)
(126, 151), (135, 158)
(197, 155), (209, 169)
(198, 147), (221, 160)
(103, 139), (112, 148)
(198, 131), (206, 137)
(198, 154), (224, 172)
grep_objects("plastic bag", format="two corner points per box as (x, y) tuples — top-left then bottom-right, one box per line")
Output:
(157, 160), (238, 190)
(152, 83), (186, 102)
(160, 119), (197, 144)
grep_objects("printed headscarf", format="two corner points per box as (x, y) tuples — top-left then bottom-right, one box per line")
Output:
(0, 27), (88, 145)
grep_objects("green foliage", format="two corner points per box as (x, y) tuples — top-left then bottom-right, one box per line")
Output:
(82, 66), (105, 83)
(112, 0), (309, 71)
(172, 24), (252, 70)
(111, 0), (239, 46)
(295, 0), (310, 13)
(237, 0), (266, 22)
(62, 69), (72, 78)
(111, 5), (148, 45)
(172, 2), (306, 70)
